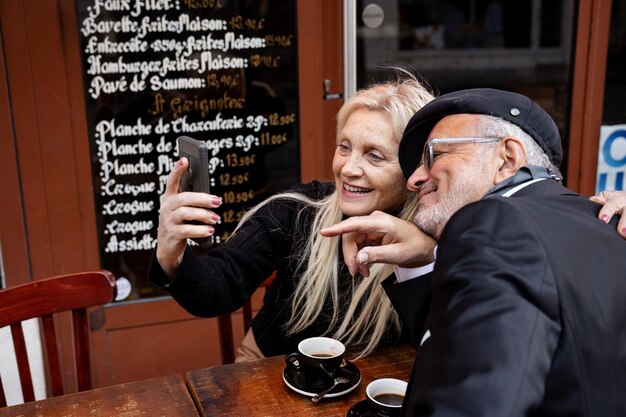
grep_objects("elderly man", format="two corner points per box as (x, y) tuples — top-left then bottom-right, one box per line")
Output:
(321, 89), (626, 416)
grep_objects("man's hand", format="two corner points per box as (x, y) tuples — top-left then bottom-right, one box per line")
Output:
(156, 158), (221, 278)
(589, 190), (626, 238)
(320, 211), (437, 277)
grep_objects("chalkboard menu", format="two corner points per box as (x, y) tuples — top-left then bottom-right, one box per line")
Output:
(75, 0), (299, 301)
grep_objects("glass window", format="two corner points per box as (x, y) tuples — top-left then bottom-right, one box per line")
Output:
(357, 0), (575, 178)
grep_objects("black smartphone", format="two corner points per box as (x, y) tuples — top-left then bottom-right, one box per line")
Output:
(177, 136), (213, 248)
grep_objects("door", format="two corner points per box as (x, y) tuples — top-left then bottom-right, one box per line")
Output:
(0, 3), (29, 287)
(0, 0), (342, 391)
(594, 0), (626, 194)
(1, 0), (103, 397)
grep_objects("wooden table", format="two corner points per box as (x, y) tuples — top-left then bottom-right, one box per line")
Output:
(186, 344), (416, 417)
(0, 374), (199, 417)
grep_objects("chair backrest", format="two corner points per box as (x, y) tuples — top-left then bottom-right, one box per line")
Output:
(218, 272), (275, 364)
(0, 270), (117, 407)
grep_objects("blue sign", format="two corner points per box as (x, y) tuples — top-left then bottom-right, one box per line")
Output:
(596, 126), (626, 193)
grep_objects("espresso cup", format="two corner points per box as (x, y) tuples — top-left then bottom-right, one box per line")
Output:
(285, 337), (346, 379)
(365, 378), (407, 417)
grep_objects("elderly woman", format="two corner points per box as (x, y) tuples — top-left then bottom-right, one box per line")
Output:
(150, 76), (436, 361)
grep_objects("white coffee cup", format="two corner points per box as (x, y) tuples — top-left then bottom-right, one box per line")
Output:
(365, 378), (407, 416)
(285, 337), (346, 375)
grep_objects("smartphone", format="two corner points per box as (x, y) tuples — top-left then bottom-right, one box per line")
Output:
(177, 136), (213, 248)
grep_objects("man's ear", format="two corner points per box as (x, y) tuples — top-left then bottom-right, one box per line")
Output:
(494, 137), (526, 183)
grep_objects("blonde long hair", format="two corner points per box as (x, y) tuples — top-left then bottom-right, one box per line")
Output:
(235, 75), (434, 358)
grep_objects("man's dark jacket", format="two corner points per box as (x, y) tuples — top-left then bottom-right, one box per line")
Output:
(385, 179), (626, 416)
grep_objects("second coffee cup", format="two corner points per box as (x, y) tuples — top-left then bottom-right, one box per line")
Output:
(285, 336), (346, 376)
(365, 378), (407, 416)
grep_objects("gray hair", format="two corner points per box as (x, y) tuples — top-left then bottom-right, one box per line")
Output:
(478, 114), (563, 180)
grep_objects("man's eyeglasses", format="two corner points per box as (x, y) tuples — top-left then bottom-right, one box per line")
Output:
(419, 137), (502, 171)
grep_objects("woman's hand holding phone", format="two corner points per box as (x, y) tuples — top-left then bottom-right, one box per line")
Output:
(156, 157), (222, 279)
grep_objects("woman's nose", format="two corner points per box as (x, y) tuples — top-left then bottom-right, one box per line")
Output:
(341, 156), (363, 176)
(407, 164), (430, 192)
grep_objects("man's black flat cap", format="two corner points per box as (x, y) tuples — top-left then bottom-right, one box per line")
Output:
(398, 88), (563, 177)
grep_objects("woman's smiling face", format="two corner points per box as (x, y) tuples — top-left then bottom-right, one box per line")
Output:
(333, 108), (407, 217)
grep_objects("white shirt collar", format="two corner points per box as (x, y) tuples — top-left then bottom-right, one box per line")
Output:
(501, 177), (547, 197)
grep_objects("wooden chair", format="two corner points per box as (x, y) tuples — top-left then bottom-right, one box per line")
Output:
(0, 270), (117, 407)
(218, 272), (275, 364)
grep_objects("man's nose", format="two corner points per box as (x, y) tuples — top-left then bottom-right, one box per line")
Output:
(407, 164), (430, 191)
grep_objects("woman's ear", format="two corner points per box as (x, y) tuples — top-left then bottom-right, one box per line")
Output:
(494, 137), (526, 183)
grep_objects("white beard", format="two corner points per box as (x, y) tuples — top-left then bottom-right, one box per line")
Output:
(414, 188), (470, 239)
(413, 162), (494, 239)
